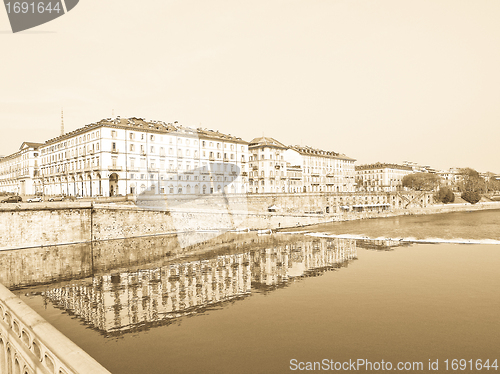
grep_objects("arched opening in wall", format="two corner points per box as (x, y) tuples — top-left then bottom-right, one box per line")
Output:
(109, 173), (119, 196)
(178, 186), (183, 194)
(130, 183), (136, 195)
(71, 176), (76, 196)
(88, 174), (93, 196)
(186, 185), (191, 194)
(96, 173), (102, 196)
(140, 184), (146, 193)
(231, 185), (235, 193)
(217, 185), (222, 193)
(202, 185), (207, 194)
(326, 206), (330, 213)
(303, 186), (307, 193)
(194, 184), (200, 194)
(169, 185), (174, 194)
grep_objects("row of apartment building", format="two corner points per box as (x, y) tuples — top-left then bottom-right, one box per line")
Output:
(2, 117), (495, 197)
(0, 117), (357, 197)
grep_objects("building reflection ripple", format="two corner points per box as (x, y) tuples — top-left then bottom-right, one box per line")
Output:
(42, 236), (357, 336)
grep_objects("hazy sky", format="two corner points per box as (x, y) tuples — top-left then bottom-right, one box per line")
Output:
(1, 0), (499, 172)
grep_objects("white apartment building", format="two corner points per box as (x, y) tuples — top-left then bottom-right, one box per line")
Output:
(0, 142), (43, 195)
(248, 137), (289, 193)
(355, 163), (414, 192)
(248, 137), (356, 193)
(22, 117), (249, 197)
(285, 145), (356, 193)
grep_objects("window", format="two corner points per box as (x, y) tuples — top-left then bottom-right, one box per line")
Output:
(111, 130), (117, 138)
(130, 144), (134, 151)
(150, 135), (155, 141)
(112, 142), (116, 151)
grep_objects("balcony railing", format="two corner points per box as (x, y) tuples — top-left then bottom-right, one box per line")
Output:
(108, 166), (123, 171)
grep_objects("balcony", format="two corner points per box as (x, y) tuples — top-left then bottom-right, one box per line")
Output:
(111, 149), (119, 154)
(108, 166), (123, 171)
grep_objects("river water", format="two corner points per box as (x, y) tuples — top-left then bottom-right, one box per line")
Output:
(12, 210), (500, 373)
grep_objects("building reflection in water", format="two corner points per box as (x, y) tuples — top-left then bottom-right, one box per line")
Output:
(43, 237), (357, 335)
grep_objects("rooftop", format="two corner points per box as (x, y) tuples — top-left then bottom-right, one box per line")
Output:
(248, 136), (287, 149)
(43, 117), (248, 146)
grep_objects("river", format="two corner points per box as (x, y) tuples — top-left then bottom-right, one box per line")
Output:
(12, 210), (500, 373)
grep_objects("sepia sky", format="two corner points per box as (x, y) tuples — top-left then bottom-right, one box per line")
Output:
(1, 0), (499, 172)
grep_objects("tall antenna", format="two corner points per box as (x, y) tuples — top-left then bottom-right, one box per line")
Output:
(61, 109), (64, 135)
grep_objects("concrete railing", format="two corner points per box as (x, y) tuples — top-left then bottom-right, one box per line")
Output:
(0, 283), (111, 374)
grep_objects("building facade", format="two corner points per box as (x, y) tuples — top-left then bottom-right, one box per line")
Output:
(0, 142), (43, 195)
(1, 117), (249, 197)
(248, 137), (289, 193)
(355, 163), (414, 192)
(285, 146), (356, 193)
(248, 137), (356, 194)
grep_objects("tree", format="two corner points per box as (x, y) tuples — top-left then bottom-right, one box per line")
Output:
(435, 186), (455, 204)
(457, 168), (486, 204)
(458, 168), (486, 193)
(461, 191), (481, 204)
(402, 173), (440, 191)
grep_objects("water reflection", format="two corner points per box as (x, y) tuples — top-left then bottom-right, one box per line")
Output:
(42, 236), (357, 335)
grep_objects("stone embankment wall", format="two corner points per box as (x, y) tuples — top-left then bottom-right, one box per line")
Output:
(1, 193), (499, 252)
(0, 202), (92, 251)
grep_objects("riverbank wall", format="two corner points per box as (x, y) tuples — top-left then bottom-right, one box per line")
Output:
(1, 192), (499, 252)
